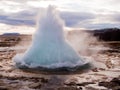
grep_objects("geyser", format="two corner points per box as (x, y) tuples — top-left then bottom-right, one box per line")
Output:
(13, 6), (90, 72)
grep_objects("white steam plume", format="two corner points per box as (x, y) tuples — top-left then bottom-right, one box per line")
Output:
(13, 6), (87, 69)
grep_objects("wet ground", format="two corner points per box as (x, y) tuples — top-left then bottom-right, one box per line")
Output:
(0, 42), (120, 90)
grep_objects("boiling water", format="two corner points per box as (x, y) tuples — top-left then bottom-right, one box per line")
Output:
(13, 6), (87, 70)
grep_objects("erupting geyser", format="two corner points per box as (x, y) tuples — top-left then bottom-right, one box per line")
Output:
(13, 6), (90, 73)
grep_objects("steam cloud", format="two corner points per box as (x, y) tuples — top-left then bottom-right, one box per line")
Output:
(13, 6), (87, 69)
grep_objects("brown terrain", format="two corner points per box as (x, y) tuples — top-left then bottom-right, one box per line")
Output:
(0, 29), (120, 90)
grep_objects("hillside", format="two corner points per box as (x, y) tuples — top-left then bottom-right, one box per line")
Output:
(92, 28), (120, 41)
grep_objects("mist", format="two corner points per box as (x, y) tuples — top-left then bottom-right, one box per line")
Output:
(13, 6), (89, 69)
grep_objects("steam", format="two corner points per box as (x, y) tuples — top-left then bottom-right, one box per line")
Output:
(13, 6), (87, 69)
(67, 31), (97, 56)
(66, 30), (110, 69)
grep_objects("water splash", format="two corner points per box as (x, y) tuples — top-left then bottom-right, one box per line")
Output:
(13, 6), (89, 71)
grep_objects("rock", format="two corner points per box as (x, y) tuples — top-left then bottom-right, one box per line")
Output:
(42, 87), (55, 90)
(47, 76), (63, 85)
(76, 82), (95, 86)
(65, 82), (95, 86)
(99, 81), (115, 88)
(41, 77), (48, 83)
(64, 77), (79, 86)
(29, 77), (40, 82)
(65, 82), (76, 86)
(111, 78), (120, 84)
(92, 68), (98, 72)
(99, 68), (105, 71)
(0, 80), (4, 86)
(86, 84), (108, 90)
(58, 86), (81, 90)
(99, 77), (120, 89)
(8, 81), (19, 84)
(0, 86), (8, 90)
(101, 76), (108, 80)
(105, 60), (114, 68)
(113, 86), (120, 90)
(29, 83), (41, 89)
(0, 75), (3, 78)
(6, 76), (18, 80)
(6, 68), (13, 73)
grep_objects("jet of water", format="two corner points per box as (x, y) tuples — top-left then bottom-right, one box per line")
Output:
(13, 6), (87, 69)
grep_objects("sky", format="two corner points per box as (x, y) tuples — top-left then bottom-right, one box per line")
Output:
(0, 0), (120, 34)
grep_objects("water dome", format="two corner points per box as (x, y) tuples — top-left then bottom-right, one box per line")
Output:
(13, 6), (90, 73)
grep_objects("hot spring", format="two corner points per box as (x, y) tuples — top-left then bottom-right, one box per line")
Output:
(13, 6), (91, 73)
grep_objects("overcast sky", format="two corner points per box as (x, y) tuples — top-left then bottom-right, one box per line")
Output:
(0, 0), (120, 34)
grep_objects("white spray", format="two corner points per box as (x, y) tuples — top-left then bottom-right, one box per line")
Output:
(13, 6), (87, 68)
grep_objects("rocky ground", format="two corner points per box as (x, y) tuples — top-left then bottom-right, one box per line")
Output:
(0, 41), (120, 90)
